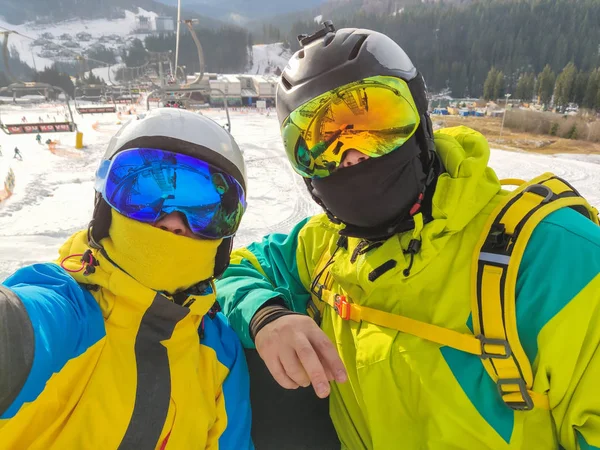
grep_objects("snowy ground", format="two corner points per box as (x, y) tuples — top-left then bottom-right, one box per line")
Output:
(90, 65), (125, 85)
(1, 106), (599, 281)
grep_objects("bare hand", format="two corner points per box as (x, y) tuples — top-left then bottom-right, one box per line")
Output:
(255, 314), (347, 398)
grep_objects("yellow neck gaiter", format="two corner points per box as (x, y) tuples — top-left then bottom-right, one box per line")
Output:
(100, 210), (222, 294)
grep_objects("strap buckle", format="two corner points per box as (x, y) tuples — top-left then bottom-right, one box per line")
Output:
(333, 295), (351, 320)
(497, 378), (534, 411)
(476, 335), (512, 360)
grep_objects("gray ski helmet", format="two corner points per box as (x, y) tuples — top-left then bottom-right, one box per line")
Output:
(276, 22), (439, 239)
(276, 22), (431, 134)
(89, 108), (247, 280)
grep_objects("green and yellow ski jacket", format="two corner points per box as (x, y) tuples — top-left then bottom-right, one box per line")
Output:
(216, 127), (600, 449)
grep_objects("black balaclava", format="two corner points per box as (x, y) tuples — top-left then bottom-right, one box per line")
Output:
(309, 134), (437, 240)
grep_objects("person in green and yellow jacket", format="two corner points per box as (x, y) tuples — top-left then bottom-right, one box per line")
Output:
(0, 109), (253, 449)
(215, 22), (600, 449)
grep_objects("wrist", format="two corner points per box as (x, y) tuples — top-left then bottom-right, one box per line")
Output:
(250, 300), (300, 341)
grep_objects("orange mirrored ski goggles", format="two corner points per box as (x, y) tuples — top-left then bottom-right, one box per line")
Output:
(281, 75), (420, 178)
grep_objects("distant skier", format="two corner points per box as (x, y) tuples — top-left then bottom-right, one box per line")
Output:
(13, 147), (22, 161)
(0, 144), (3, 156)
(36, 134), (42, 145)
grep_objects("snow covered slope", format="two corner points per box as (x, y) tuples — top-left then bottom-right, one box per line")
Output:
(0, 9), (156, 70)
(247, 43), (292, 75)
(90, 64), (125, 84)
(1, 108), (599, 281)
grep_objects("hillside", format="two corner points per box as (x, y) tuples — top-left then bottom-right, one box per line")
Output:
(157, 0), (328, 24)
(0, 9), (158, 72)
(0, 0), (218, 26)
(276, 0), (600, 98)
(247, 43), (292, 75)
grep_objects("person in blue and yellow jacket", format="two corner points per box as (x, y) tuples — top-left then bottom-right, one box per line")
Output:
(0, 108), (253, 449)
(215, 23), (600, 449)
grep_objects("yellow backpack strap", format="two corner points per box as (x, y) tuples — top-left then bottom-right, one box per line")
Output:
(309, 238), (487, 357)
(320, 290), (485, 355)
(472, 173), (599, 411)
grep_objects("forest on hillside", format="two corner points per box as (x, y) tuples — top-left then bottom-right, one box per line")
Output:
(143, 26), (252, 74)
(283, 0), (600, 99)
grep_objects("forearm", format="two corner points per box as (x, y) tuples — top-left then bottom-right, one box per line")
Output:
(0, 286), (34, 415)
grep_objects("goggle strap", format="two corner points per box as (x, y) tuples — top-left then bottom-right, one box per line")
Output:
(408, 73), (429, 116)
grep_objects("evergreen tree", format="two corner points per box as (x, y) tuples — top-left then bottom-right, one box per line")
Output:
(483, 67), (498, 100)
(538, 65), (556, 106)
(517, 73), (536, 101)
(574, 71), (589, 106)
(493, 70), (505, 100)
(449, 62), (468, 98)
(86, 45), (116, 69)
(516, 74), (530, 100)
(554, 62), (577, 108)
(123, 39), (148, 68)
(525, 73), (536, 101)
(583, 69), (600, 109)
(34, 65), (75, 97)
(145, 25), (251, 74)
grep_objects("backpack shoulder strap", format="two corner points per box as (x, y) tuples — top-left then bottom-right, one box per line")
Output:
(472, 172), (599, 411)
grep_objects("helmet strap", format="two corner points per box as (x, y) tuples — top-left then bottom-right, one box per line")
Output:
(88, 194), (112, 248)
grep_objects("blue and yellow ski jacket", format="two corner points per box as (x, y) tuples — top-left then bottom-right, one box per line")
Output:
(0, 230), (253, 449)
(216, 127), (600, 449)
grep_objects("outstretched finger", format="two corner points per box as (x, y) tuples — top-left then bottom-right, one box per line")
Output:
(294, 336), (331, 398)
(310, 332), (347, 383)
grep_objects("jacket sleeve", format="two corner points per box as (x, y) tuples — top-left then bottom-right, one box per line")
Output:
(202, 312), (254, 450)
(0, 264), (105, 420)
(516, 208), (600, 450)
(216, 218), (314, 348)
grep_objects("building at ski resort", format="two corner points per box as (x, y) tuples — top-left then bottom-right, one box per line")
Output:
(189, 73), (279, 107)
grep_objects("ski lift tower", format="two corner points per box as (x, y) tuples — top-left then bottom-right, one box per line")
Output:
(146, 19), (231, 130)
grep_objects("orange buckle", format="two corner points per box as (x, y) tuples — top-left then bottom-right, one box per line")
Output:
(333, 295), (351, 320)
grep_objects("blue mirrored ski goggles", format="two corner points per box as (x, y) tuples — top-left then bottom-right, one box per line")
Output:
(95, 148), (246, 239)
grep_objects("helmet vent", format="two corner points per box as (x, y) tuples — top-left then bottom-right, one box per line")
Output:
(348, 35), (368, 61)
(324, 33), (335, 47)
(281, 75), (293, 90)
(298, 49), (305, 59)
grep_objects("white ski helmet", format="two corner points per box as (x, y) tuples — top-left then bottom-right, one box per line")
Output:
(90, 108), (247, 279)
